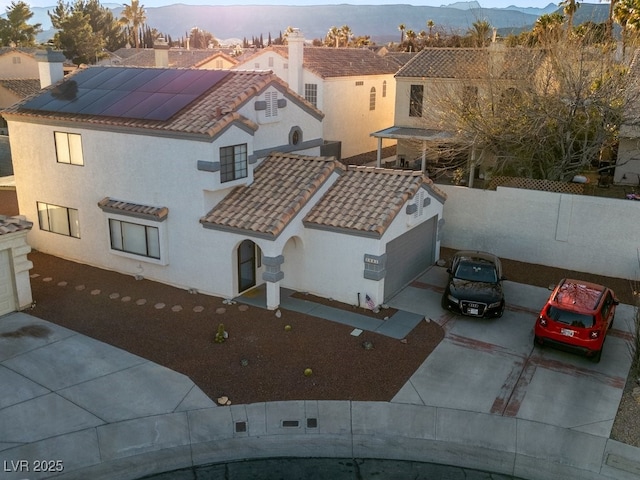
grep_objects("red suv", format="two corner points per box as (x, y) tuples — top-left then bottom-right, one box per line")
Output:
(534, 279), (618, 362)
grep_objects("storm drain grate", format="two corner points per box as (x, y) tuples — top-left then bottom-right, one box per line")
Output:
(235, 421), (247, 433)
(307, 418), (318, 428)
(282, 420), (300, 428)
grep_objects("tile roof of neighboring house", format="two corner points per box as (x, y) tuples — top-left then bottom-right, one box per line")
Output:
(304, 166), (446, 238)
(98, 197), (169, 221)
(0, 215), (33, 235)
(243, 46), (401, 78)
(102, 48), (238, 68)
(2, 67), (322, 138)
(0, 79), (41, 98)
(200, 152), (341, 238)
(397, 46), (544, 80)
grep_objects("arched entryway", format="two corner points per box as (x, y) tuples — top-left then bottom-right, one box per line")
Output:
(237, 239), (257, 292)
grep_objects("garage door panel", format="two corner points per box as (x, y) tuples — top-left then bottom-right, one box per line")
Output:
(384, 215), (436, 301)
(0, 249), (16, 316)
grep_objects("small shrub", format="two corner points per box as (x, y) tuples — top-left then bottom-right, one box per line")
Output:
(214, 323), (227, 343)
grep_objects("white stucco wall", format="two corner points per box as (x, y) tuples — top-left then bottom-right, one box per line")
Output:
(439, 185), (640, 281)
(236, 51), (396, 158)
(287, 189), (444, 306)
(7, 86), (325, 301)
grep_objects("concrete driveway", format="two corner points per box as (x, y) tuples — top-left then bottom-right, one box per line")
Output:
(387, 266), (636, 437)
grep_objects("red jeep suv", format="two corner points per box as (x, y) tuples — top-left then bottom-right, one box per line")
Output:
(534, 279), (618, 362)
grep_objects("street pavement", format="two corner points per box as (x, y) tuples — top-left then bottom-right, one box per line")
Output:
(0, 265), (638, 479)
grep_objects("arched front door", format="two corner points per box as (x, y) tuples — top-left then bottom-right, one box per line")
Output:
(237, 239), (256, 292)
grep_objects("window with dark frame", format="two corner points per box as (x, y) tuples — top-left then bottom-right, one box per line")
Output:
(409, 84), (424, 117)
(220, 144), (248, 183)
(369, 87), (376, 111)
(382, 80), (387, 98)
(109, 218), (160, 259)
(304, 83), (317, 107)
(37, 202), (80, 238)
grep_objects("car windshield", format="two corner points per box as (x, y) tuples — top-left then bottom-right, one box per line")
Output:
(454, 261), (498, 283)
(548, 306), (595, 328)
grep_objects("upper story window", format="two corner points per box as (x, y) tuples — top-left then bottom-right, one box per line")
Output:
(254, 63), (260, 69)
(37, 201), (80, 238)
(12, 56), (20, 64)
(54, 131), (84, 166)
(369, 87), (376, 111)
(268, 56), (274, 67)
(409, 84), (424, 117)
(355, 81), (364, 86)
(265, 91), (278, 118)
(304, 83), (318, 107)
(220, 143), (248, 183)
(215, 59), (223, 69)
(382, 80), (387, 98)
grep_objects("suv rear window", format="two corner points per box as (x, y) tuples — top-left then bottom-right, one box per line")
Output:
(548, 306), (595, 328)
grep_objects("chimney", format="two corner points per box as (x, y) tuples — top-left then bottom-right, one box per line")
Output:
(35, 48), (65, 89)
(154, 37), (170, 67)
(287, 28), (304, 96)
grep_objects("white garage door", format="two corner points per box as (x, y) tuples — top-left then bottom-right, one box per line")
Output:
(384, 215), (437, 301)
(0, 249), (16, 316)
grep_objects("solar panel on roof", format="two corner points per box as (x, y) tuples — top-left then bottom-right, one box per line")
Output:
(20, 66), (231, 122)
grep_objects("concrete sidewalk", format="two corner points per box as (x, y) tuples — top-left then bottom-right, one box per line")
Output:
(238, 285), (424, 339)
(1, 268), (640, 480)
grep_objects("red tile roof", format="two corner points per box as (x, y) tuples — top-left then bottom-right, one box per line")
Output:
(98, 197), (168, 221)
(2, 67), (322, 138)
(201, 153), (446, 239)
(0, 215), (33, 235)
(304, 165), (445, 238)
(200, 152), (340, 238)
(242, 46), (400, 78)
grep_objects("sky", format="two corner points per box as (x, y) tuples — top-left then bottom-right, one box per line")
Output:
(14, 0), (608, 9)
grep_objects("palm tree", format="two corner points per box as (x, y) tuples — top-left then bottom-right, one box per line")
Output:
(398, 23), (405, 44)
(532, 12), (565, 45)
(326, 25), (340, 47)
(605, 0), (618, 40)
(560, 0), (580, 35)
(119, 0), (146, 49)
(468, 19), (492, 47)
(613, 0), (638, 58)
(405, 29), (417, 51)
(339, 24), (353, 47)
(427, 19), (435, 39)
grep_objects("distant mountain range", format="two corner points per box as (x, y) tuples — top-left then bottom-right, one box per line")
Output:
(27, 2), (610, 45)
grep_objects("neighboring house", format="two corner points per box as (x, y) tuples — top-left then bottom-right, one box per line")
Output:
(99, 44), (238, 70)
(233, 30), (401, 159)
(0, 215), (33, 315)
(615, 49), (640, 186)
(372, 44), (542, 182)
(3, 61), (446, 309)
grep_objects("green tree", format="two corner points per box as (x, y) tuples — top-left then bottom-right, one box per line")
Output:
(0, 1), (42, 47)
(398, 23), (405, 44)
(325, 26), (340, 47)
(119, 0), (146, 49)
(468, 19), (492, 47)
(614, 0), (640, 57)
(532, 12), (565, 45)
(560, 0), (580, 34)
(50, 0), (124, 63)
(53, 9), (104, 64)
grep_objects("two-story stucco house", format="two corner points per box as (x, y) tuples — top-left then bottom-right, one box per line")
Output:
(4, 61), (446, 310)
(372, 44), (542, 184)
(234, 30), (401, 159)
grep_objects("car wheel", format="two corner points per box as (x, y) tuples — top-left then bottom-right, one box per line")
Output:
(590, 349), (602, 363)
(533, 335), (542, 347)
(608, 315), (615, 330)
(497, 304), (505, 318)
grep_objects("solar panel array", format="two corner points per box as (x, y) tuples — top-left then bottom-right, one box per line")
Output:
(21, 67), (230, 121)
